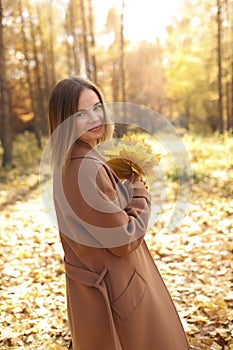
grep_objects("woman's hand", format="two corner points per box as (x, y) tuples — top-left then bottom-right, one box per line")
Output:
(129, 172), (149, 190)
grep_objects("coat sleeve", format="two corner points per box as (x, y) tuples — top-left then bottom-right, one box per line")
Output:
(78, 159), (151, 257)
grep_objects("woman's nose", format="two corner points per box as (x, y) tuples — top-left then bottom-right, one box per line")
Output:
(88, 110), (101, 121)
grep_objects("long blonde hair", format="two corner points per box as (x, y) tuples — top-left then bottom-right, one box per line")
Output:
(48, 77), (113, 169)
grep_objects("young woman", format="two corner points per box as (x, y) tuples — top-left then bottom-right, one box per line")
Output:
(48, 77), (190, 350)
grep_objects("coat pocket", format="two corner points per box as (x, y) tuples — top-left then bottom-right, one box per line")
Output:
(111, 270), (147, 321)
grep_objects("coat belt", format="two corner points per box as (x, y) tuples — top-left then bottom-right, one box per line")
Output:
(64, 260), (123, 350)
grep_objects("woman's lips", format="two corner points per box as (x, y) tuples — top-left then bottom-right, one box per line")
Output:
(88, 125), (103, 132)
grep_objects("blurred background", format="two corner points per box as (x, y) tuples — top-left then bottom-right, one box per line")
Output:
(0, 0), (233, 167)
(0, 1), (232, 349)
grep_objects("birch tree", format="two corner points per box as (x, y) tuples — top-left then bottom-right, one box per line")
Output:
(0, 0), (13, 167)
(217, 0), (224, 133)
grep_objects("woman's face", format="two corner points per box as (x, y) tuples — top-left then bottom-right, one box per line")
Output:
(75, 88), (105, 146)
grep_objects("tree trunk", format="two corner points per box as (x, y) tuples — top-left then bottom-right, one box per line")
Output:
(80, 0), (90, 78)
(27, 1), (47, 135)
(64, 18), (73, 75)
(36, 4), (51, 101)
(217, 0), (224, 134)
(223, 0), (232, 133)
(18, 0), (41, 147)
(226, 81), (232, 131)
(87, 0), (97, 83)
(65, 0), (80, 76)
(117, 0), (127, 137)
(48, 0), (56, 87)
(231, 11), (233, 134)
(0, 0), (13, 167)
(120, 0), (126, 102)
(231, 60), (233, 133)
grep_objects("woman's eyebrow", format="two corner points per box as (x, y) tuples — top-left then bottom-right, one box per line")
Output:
(77, 101), (101, 111)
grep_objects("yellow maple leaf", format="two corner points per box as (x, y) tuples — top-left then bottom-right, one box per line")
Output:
(104, 133), (160, 180)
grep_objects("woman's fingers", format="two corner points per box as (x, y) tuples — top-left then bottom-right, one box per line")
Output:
(129, 173), (149, 190)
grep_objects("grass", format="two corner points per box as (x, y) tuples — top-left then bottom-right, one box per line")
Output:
(165, 132), (233, 182)
(0, 133), (46, 208)
(0, 131), (233, 206)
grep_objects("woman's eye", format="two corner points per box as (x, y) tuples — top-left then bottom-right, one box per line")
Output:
(76, 111), (85, 118)
(94, 104), (103, 112)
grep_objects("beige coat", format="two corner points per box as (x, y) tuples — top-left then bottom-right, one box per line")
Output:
(54, 140), (189, 350)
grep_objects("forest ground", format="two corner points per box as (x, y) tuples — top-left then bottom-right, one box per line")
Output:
(0, 132), (232, 350)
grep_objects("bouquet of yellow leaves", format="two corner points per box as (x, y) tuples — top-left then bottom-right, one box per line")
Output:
(104, 133), (161, 180)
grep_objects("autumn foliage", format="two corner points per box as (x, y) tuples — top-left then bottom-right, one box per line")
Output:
(0, 132), (232, 349)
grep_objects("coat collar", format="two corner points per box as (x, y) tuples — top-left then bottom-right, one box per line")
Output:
(70, 139), (105, 163)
